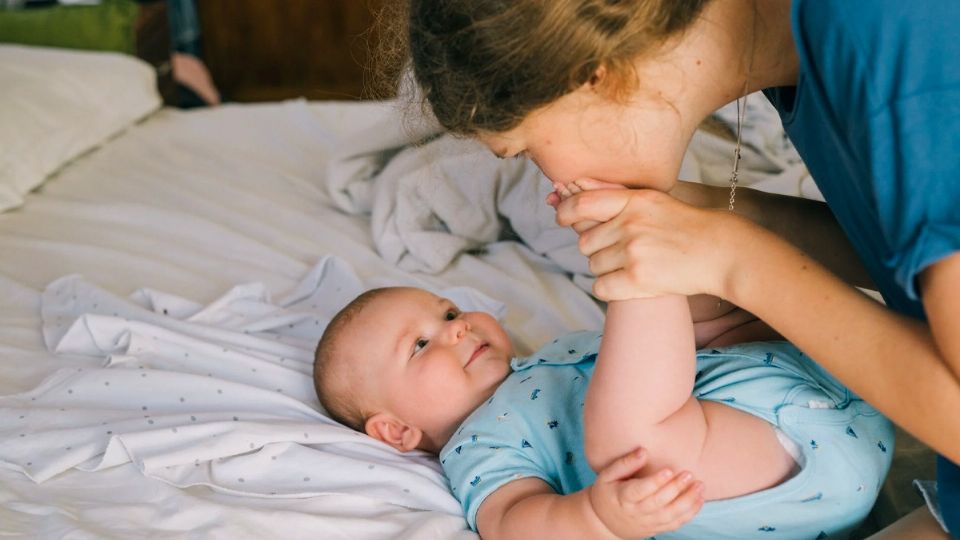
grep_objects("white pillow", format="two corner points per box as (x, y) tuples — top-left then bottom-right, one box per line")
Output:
(0, 45), (161, 212)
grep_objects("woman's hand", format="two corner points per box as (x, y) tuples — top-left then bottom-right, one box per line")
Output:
(588, 447), (704, 539)
(554, 188), (747, 301)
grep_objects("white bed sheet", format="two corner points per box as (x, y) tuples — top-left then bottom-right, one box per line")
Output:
(0, 100), (605, 539)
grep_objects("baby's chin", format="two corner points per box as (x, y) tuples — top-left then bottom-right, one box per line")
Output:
(435, 389), (502, 447)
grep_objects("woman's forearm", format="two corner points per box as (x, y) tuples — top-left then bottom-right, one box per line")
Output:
(723, 221), (960, 463)
(670, 181), (875, 290)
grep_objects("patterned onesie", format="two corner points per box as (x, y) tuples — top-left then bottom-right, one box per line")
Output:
(440, 331), (893, 539)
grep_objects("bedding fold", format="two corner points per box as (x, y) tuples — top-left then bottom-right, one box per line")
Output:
(0, 257), (518, 517)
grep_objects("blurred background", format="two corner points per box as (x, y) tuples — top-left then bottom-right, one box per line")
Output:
(0, 0), (393, 107)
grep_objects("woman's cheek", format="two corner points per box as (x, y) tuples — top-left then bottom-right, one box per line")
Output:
(530, 152), (581, 186)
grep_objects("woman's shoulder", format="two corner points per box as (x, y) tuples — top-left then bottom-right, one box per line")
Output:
(793, 0), (960, 77)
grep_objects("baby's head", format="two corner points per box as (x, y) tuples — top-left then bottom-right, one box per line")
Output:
(314, 287), (514, 454)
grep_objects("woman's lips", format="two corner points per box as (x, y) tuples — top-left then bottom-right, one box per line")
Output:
(466, 343), (489, 367)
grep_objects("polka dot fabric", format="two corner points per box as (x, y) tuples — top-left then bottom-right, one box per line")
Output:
(0, 257), (482, 515)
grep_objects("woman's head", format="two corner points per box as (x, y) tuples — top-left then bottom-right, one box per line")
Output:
(406, 0), (711, 136)
(397, 0), (718, 189)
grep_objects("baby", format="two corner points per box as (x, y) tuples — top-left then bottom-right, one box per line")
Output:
(314, 287), (893, 539)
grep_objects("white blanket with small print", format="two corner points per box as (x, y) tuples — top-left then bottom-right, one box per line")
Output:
(0, 256), (513, 517)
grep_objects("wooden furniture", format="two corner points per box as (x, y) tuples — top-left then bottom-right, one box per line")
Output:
(135, 1), (178, 104)
(197, 0), (389, 102)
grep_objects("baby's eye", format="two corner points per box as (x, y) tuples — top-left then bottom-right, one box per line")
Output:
(413, 338), (429, 354)
(444, 309), (460, 321)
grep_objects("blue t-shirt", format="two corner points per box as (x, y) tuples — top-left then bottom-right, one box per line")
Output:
(764, 0), (960, 320)
(764, 1), (960, 532)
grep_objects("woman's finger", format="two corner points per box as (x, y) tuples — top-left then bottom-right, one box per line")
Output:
(593, 268), (658, 301)
(555, 189), (632, 227)
(571, 219), (603, 235)
(575, 213), (632, 257)
(585, 241), (630, 277)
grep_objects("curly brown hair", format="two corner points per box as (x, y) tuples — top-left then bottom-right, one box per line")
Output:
(381, 0), (711, 135)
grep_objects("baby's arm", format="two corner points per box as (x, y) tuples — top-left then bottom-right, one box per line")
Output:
(583, 296), (708, 474)
(475, 449), (702, 540)
(551, 180), (711, 473)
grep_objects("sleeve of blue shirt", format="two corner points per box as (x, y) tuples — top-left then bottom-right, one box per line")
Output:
(766, 1), (960, 533)
(443, 430), (559, 531)
(767, 0), (960, 311)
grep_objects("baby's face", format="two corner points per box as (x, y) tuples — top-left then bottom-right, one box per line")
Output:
(345, 288), (514, 447)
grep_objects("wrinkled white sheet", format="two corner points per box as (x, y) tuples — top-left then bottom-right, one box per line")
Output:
(3, 256), (488, 515)
(0, 100), (604, 539)
(692, 93), (823, 201)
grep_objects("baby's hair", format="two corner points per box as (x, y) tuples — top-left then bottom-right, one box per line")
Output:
(385, 0), (710, 135)
(314, 287), (399, 432)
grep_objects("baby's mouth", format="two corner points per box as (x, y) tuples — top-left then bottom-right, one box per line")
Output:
(466, 343), (489, 367)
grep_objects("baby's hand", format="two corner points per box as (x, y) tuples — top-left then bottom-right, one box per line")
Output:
(547, 179), (626, 234)
(588, 448), (703, 539)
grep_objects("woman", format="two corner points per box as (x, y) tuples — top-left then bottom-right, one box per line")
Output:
(403, 0), (960, 537)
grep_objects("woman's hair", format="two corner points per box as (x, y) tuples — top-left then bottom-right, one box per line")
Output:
(388, 0), (711, 135)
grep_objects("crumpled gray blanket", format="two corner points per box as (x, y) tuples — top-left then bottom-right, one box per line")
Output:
(324, 92), (813, 287)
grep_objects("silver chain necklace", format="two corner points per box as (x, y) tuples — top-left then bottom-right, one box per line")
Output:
(718, 88), (748, 311)
(727, 91), (748, 212)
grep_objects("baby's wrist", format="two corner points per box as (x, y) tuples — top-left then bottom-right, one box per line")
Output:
(582, 485), (625, 540)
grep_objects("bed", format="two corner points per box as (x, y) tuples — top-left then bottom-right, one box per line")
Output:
(0, 45), (935, 539)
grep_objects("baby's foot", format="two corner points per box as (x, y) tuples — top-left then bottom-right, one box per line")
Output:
(547, 178), (626, 208)
(549, 179), (627, 234)
(571, 178), (626, 193)
(555, 178), (626, 200)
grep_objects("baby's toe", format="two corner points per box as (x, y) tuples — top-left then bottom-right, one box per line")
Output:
(575, 178), (627, 191)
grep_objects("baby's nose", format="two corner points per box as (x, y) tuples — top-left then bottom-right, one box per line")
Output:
(449, 319), (470, 341)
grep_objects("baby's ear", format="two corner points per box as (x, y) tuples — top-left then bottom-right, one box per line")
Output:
(365, 413), (423, 452)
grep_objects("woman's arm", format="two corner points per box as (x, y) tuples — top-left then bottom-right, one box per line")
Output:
(726, 223), (960, 463)
(920, 252), (960, 381)
(669, 181), (875, 290)
(557, 188), (960, 463)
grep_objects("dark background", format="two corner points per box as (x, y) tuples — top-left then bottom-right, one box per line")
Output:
(197, 0), (390, 102)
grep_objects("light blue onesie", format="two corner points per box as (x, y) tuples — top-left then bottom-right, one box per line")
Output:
(440, 331), (894, 539)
